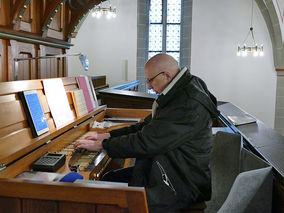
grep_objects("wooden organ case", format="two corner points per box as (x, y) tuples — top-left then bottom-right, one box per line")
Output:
(0, 77), (151, 213)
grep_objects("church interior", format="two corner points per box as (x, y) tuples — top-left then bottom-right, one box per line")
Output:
(0, 0), (284, 212)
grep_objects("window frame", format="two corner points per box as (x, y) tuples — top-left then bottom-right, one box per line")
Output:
(147, 0), (183, 63)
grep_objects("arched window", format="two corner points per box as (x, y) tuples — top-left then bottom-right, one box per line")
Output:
(148, 0), (181, 63)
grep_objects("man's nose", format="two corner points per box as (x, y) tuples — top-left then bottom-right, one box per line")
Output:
(147, 82), (152, 90)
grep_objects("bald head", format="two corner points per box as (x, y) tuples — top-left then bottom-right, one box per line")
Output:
(145, 54), (179, 78)
(144, 54), (179, 94)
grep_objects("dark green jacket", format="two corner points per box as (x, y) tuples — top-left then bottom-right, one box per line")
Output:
(102, 69), (219, 211)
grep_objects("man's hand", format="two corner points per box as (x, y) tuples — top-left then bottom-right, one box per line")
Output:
(74, 139), (103, 151)
(84, 133), (110, 141)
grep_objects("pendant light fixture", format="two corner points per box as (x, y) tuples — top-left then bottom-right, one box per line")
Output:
(237, 0), (264, 57)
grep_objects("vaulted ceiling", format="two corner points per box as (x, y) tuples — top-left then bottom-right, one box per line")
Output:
(0, 0), (101, 41)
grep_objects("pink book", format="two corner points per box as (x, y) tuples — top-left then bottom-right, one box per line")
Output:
(77, 76), (94, 113)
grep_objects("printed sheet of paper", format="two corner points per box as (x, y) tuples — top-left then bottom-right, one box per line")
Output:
(71, 89), (88, 117)
(43, 79), (74, 128)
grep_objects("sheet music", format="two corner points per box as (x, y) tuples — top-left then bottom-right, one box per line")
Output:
(43, 79), (74, 128)
(71, 89), (88, 117)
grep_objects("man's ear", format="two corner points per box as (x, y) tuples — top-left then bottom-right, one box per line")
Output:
(164, 72), (172, 81)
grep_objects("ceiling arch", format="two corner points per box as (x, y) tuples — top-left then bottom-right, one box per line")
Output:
(66, 0), (101, 39)
(257, 0), (284, 69)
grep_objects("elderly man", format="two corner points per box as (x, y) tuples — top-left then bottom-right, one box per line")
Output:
(74, 54), (219, 212)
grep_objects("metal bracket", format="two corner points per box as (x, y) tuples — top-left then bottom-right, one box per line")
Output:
(74, 124), (78, 128)
(0, 163), (6, 173)
(46, 140), (52, 144)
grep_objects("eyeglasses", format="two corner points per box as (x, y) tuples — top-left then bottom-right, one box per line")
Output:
(146, 72), (165, 84)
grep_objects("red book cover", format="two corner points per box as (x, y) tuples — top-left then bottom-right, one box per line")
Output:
(77, 76), (94, 113)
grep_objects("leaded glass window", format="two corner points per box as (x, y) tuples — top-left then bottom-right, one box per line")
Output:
(148, 0), (182, 63)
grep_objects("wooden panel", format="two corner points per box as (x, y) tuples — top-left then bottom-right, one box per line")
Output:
(0, 179), (146, 209)
(46, 6), (64, 40)
(64, 84), (78, 91)
(0, 93), (16, 103)
(0, 0), (11, 26)
(0, 100), (26, 128)
(57, 57), (63, 77)
(37, 89), (50, 113)
(0, 39), (8, 82)
(30, 0), (41, 34)
(49, 7), (61, 31)
(10, 41), (36, 80)
(106, 108), (152, 120)
(51, 57), (57, 77)
(0, 121), (27, 138)
(92, 76), (107, 88)
(22, 199), (57, 213)
(22, 3), (31, 23)
(0, 41), (2, 82)
(39, 45), (62, 79)
(99, 89), (155, 109)
(97, 204), (127, 213)
(59, 202), (96, 213)
(0, 128), (33, 165)
(0, 79), (42, 95)
(62, 77), (77, 86)
(17, 3), (32, 32)
(0, 140), (49, 178)
(17, 52), (32, 80)
(126, 191), (149, 213)
(0, 196), (21, 213)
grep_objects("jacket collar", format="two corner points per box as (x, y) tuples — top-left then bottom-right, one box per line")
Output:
(161, 67), (187, 95)
(157, 67), (191, 108)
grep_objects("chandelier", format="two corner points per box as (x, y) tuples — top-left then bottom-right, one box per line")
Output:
(237, 0), (264, 57)
(92, 1), (117, 19)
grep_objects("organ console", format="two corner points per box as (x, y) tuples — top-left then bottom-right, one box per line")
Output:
(0, 77), (151, 213)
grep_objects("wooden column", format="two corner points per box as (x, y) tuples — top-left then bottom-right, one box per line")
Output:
(0, 0), (11, 26)
(31, 0), (41, 34)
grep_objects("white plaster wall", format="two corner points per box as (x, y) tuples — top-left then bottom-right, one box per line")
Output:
(191, 0), (277, 128)
(68, 0), (137, 87)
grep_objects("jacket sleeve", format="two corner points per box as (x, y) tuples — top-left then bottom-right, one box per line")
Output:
(102, 98), (211, 158)
(109, 114), (152, 137)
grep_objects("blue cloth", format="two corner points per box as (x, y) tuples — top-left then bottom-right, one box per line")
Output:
(59, 172), (83, 183)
